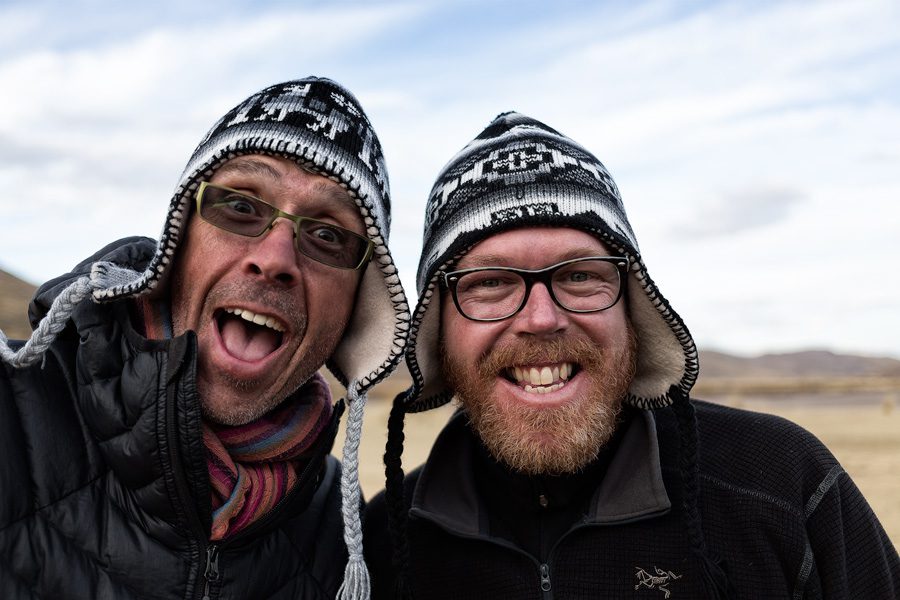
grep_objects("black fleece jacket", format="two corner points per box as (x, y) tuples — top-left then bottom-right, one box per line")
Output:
(0, 238), (348, 599)
(364, 402), (899, 599)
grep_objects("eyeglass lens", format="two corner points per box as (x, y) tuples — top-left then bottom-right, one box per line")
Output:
(451, 258), (622, 320)
(198, 184), (371, 269)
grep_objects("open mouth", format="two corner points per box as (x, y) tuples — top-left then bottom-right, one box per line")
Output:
(505, 362), (577, 394)
(215, 307), (286, 362)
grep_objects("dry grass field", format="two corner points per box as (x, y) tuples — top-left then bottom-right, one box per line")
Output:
(334, 380), (900, 548)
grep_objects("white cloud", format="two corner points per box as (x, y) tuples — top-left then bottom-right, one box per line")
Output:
(1, 0), (898, 358)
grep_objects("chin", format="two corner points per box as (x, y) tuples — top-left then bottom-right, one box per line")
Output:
(198, 383), (282, 426)
(464, 392), (621, 475)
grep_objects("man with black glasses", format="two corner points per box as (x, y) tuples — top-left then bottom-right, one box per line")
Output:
(0, 78), (408, 600)
(363, 112), (898, 599)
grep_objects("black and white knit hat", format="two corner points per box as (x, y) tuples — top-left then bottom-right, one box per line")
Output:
(404, 111), (697, 413)
(119, 77), (409, 396)
(383, 112), (730, 599)
(1, 77), (410, 600)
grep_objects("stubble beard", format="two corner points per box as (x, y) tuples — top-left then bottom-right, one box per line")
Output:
(443, 329), (637, 476)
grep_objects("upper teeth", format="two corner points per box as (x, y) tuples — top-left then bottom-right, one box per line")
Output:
(225, 308), (285, 332)
(510, 363), (573, 389)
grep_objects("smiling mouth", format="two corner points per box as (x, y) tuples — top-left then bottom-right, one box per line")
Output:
(505, 362), (577, 394)
(216, 307), (286, 362)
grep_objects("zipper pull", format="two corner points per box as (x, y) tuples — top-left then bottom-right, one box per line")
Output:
(540, 563), (552, 593)
(201, 544), (220, 600)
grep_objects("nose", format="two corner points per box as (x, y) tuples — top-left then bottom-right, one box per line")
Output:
(510, 282), (568, 337)
(242, 219), (302, 286)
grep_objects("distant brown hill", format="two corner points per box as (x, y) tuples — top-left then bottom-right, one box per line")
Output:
(0, 268), (37, 340)
(695, 350), (900, 397)
(699, 349), (900, 379)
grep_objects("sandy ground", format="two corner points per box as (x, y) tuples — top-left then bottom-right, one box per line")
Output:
(334, 396), (900, 547)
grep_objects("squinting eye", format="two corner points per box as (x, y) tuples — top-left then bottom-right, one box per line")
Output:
(568, 271), (590, 283)
(457, 272), (519, 295)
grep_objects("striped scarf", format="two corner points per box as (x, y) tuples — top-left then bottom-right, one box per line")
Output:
(204, 372), (333, 540)
(134, 296), (333, 540)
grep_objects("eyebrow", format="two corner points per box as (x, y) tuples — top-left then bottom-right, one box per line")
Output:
(456, 246), (615, 269)
(214, 157), (282, 180)
(215, 157), (359, 212)
(309, 178), (359, 212)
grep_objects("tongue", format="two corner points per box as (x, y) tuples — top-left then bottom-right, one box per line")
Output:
(220, 317), (280, 362)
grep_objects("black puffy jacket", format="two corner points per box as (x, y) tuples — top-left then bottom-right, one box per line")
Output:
(0, 238), (348, 599)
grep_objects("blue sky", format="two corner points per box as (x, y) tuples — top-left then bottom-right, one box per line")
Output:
(1, 0), (899, 359)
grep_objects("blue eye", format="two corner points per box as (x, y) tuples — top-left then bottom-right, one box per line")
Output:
(567, 271), (591, 283)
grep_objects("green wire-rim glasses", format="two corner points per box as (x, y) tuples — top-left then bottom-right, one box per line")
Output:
(195, 181), (374, 270)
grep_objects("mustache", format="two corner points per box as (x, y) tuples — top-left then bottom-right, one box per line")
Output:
(476, 337), (610, 376)
(206, 281), (307, 328)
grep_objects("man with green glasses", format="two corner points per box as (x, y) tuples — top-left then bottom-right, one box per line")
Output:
(363, 112), (898, 599)
(0, 77), (408, 600)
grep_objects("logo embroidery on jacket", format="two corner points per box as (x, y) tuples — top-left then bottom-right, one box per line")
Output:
(634, 566), (682, 598)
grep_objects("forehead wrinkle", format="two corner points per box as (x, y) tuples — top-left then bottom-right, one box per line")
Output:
(215, 157), (357, 212)
(213, 157), (283, 180)
(310, 178), (358, 212)
(457, 245), (613, 269)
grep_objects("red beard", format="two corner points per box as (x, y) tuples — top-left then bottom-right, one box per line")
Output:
(442, 330), (637, 475)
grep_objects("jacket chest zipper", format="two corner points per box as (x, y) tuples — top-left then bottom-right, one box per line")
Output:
(162, 347), (221, 600)
(414, 517), (559, 599)
(201, 544), (221, 600)
(539, 563), (553, 599)
(414, 512), (618, 598)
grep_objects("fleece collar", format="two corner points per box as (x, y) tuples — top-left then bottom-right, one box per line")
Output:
(409, 408), (670, 538)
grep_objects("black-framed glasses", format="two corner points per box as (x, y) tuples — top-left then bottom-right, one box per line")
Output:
(195, 182), (374, 270)
(443, 256), (628, 322)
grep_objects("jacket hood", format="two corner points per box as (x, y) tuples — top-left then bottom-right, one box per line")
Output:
(27, 237), (155, 330)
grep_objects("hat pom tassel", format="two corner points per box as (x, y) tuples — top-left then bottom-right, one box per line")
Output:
(337, 553), (371, 600)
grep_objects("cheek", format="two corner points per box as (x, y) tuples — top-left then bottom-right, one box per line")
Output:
(306, 271), (360, 327)
(169, 259), (203, 335)
(169, 226), (220, 327)
(577, 306), (630, 346)
(441, 308), (498, 370)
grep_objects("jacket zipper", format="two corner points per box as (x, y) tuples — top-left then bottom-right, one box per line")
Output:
(539, 563), (553, 599)
(413, 509), (668, 598)
(410, 510), (557, 598)
(200, 544), (220, 600)
(162, 338), (220, 600)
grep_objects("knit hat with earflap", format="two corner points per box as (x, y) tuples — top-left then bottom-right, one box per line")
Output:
(0, 77), (410, 600)
(383, 112), (730, 598)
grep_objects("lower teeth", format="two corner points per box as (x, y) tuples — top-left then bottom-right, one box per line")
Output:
(524, 383), (563, 394)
